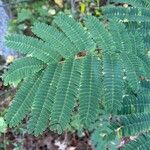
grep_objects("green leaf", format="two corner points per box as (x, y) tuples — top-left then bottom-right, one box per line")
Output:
(79, 55), (102, 125)
(28, 64), (62, 135)
(50, 58), (82, 134)
(17, 9), (32, 22)
(120, 52), (139, 92)
(3, 57), (45, 85)
(103, 6), (150, 22)
(54, 13), (96, 52)
(32, 22), (78, 58)
(5, 34), (60, 63)
(5, 72), (44, 127)
(85, 16), (115, 52)
(103, 53), (123, 114)
(117, 113), (150, 136)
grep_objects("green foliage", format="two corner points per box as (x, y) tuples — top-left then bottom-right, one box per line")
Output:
(4, 13), (148, 134)
(28, 64), (62, 135)
(54, 13), (96, 52)
(111, 80), (150, 138)
(123, 133), (150, 149)
(32, 23), (75, 58)
(118, 81), (150, 115)
(79, 55), (101, 125)
(5, 72), (44, 126)
(103, 6), (150, 22)
(103, 0), (150, 50)
(103, 53), (123, 113)
(125, 21), (150, 50)
(117, 113), (150, 136)
(5, 34), (60, 63)
(90, 118), (120, 150)
(110, 0), (150, 7)
(50, 59), (82, 134)
(17, 8), (32, 23)
(3, 57), (45, 85)
(3, 1), (150, 148)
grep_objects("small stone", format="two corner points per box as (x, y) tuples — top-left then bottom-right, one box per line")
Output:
(48, 9), (56, 15)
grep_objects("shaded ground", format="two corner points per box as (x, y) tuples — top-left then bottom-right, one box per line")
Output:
(0, 129), (93, 150)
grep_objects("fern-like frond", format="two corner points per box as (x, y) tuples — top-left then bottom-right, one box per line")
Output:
(118, 80), (150, 115)
(85, 16), (144, 55)
(4, 12), (150, 138)
(86, 17), (148, 80)
(120, 52), (139, 92)
(110, 0), (149, 7)
(79, 55), (102, 125)
(5, 72), (44, 127)
(126, 54), (147, 78)
(3, 57), (45, 85)
(91, 120), (117, 150)
(128, 32), (146, 54)
(50, 58), (82, 134)
(103, 53), (123, 114)
(118, 95), (137, 115)
(108, 22), (146, 55)
(125, 22), (150, 49)
(141, 80), (150, 91)
(28, 64), (62, 135)
(138, 54), (150, 78)
(5, 34), (60, 63)
(144, 0), (150, 7)
(103, 6), (150, 22)
(123, 133), (150, 150)
(117, 113), (150, 136)
(108, 22), (137, 54)
(137, 22), (150, 49)
(32, 23), (79, 58)
(54, 13), (96, 53)
(118, 94), (150, 115)
(85, 16), (117, 53)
